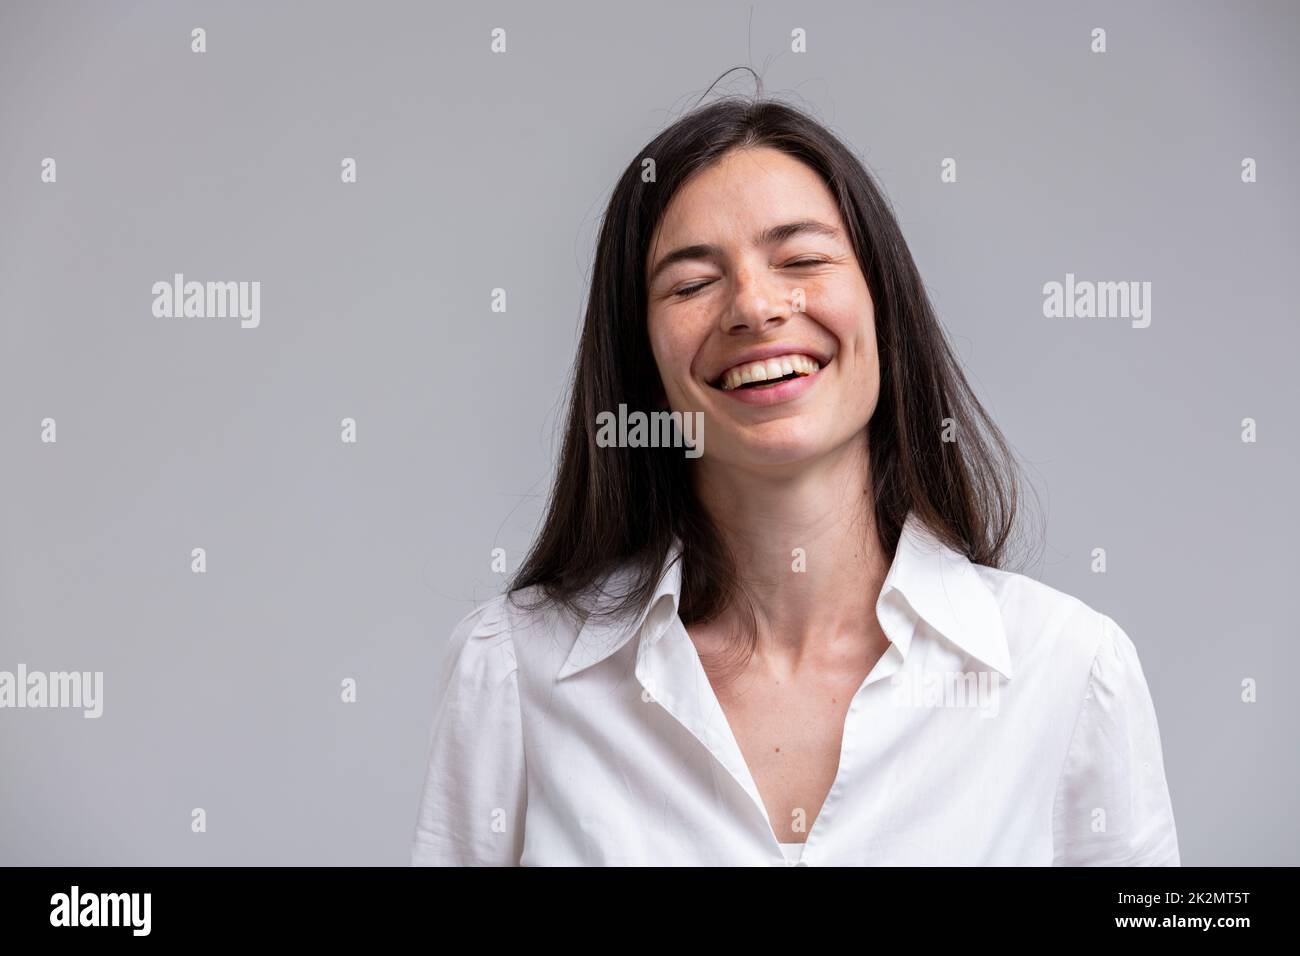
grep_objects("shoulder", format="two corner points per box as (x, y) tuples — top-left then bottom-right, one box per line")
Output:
(443, 593), (514, 656)
(438, 584), (588, 684)
(426, 595), (520, 709)
(444, 584), (572, 640)
(970, 562), (1168, 743)
(968, 563), (1139, 697)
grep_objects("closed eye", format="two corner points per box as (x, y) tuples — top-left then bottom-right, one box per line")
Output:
(673, 281), (714, 299)
(672, 259), (828, 298)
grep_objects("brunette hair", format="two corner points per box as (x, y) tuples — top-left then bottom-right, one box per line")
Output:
(507, 91), (1035, 657)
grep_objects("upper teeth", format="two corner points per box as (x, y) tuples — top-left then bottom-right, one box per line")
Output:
(719, 353), (820, 391)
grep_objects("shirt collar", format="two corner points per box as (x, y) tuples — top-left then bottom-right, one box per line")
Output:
(556, 509), (1013, 681)
(556, 543), (684, 680)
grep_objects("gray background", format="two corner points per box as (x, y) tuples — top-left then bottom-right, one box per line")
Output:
(1, 0), (1296, 865)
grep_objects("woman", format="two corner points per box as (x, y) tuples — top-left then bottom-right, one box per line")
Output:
(411, 96), (1180, 866)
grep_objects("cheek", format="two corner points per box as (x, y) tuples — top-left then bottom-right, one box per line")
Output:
(819, 283), (879, 397)
(646, 312), (677, 367)
(819, 283), (876, 356)
(646, 315), (698, 405)
(650, 312), (703, 377)
(849, 328), (881, 400)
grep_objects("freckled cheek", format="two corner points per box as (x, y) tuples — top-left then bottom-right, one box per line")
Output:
(650, 324), (703, 400)
(816, 312), (868, 368)
(842, 344), (880, 405)
(812, 298), (878, 399)
(646, 322), (673, 395)
(826, 287), (876, 359)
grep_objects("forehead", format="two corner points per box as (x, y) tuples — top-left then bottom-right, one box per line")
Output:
(649, 147), (842, 253)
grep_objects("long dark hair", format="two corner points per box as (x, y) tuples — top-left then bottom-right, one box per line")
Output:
(508, 92), (1035, 653)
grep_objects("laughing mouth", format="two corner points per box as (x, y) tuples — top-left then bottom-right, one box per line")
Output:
(712, 353), (825, 391)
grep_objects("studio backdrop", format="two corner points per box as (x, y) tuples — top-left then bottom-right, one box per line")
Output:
(1, 0), (1296, 865)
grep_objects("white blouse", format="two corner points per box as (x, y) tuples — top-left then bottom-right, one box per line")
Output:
(411, 510), (1181, 866)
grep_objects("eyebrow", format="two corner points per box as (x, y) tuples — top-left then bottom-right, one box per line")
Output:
(647, 219), (842, 285)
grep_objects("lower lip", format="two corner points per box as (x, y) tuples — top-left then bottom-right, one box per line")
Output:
(714, 366), (824, 406)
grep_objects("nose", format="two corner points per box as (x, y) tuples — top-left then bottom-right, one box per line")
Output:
(720, 262), (789, 335)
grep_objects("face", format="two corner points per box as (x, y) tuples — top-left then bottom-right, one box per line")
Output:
(644, 146), (880, 473)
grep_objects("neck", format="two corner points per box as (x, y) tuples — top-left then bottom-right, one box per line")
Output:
(692, 433), (891, 673)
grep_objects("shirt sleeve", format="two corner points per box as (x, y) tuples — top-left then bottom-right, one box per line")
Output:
(1052, 612), (1181, 866)
(411, 598), (527, 866)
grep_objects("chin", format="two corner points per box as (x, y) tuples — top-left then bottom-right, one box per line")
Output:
(725, 427), (830, 468)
